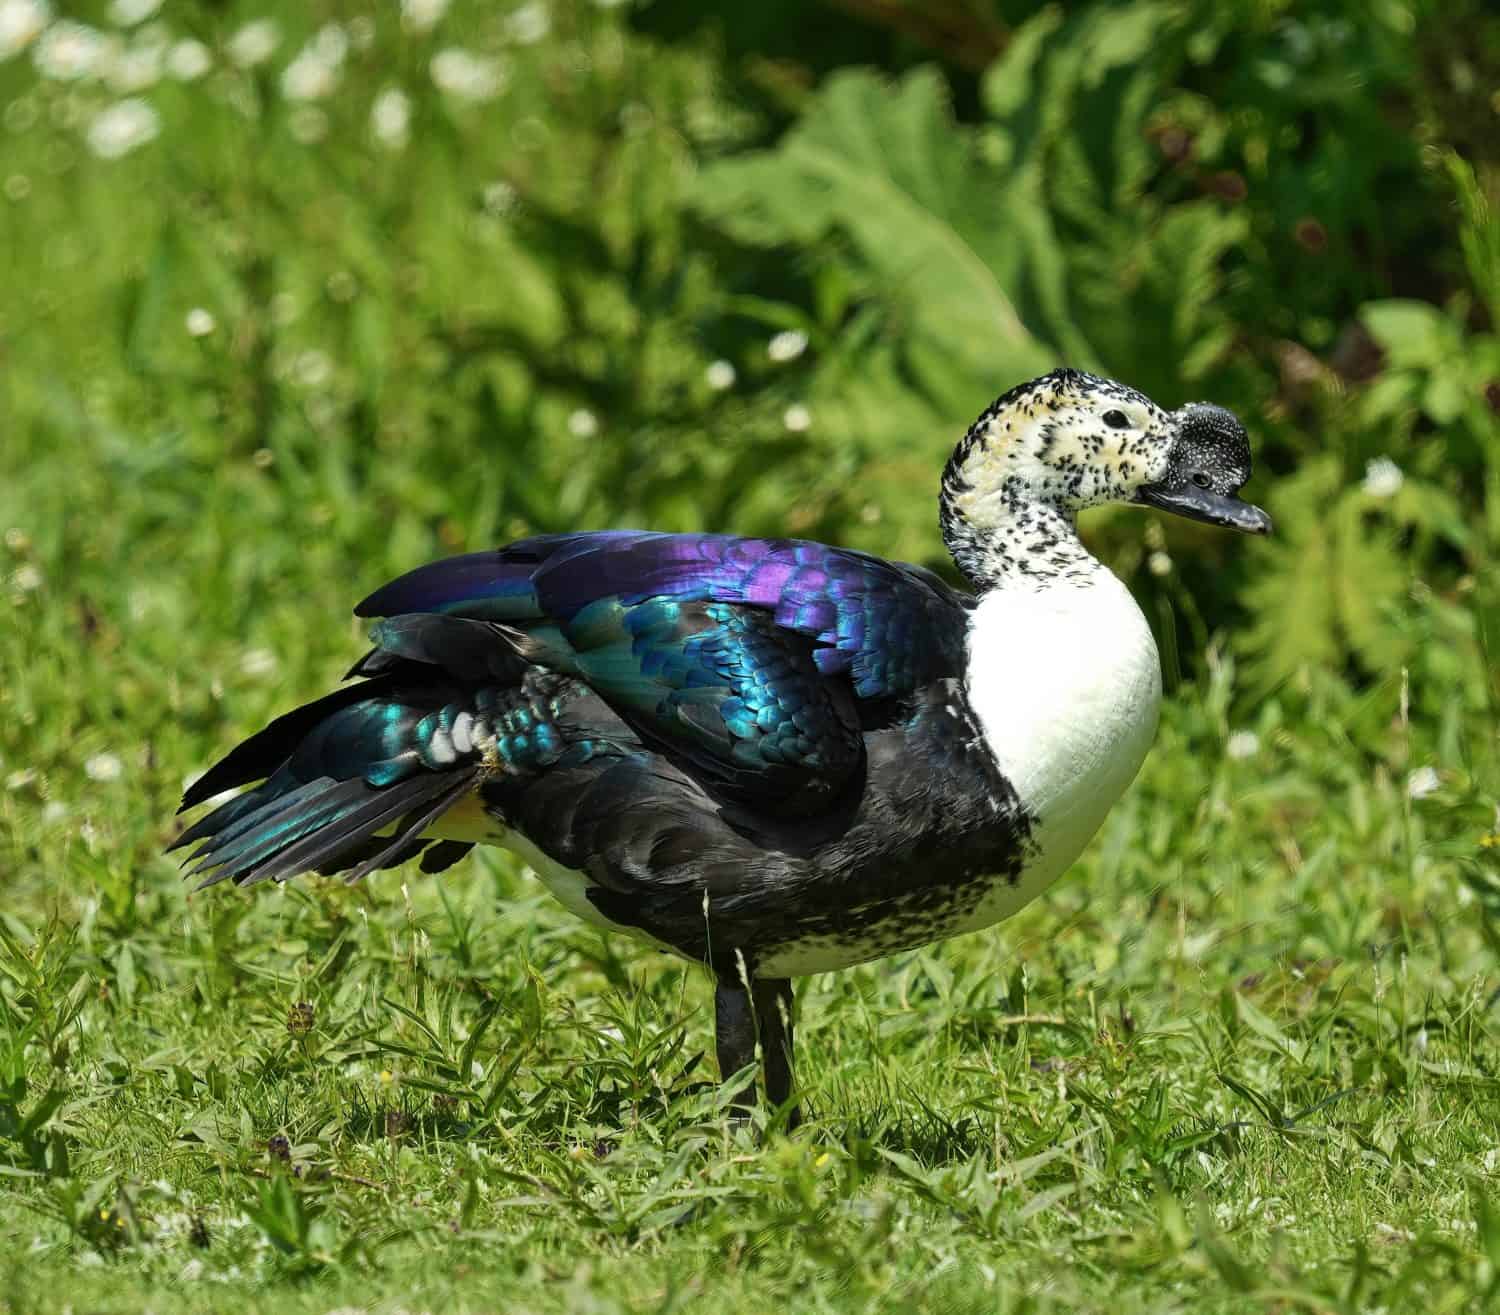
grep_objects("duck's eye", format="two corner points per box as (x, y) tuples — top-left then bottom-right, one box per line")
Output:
(1103, 409), (1130, 429)
(1191, 471), (1212, 489)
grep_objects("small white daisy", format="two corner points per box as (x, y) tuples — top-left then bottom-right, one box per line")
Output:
(164, 38), (209, 81)
(567, 408), (599, 439)
(505, 2), (550, 45)
(782, 403), (812, 433)
(431, 48), (505, 102)
(85, 98), (159, 159)
(311, 23), (347, 65)
(106, 0), (160, 26)
(239, 648), (278, 678)
(185, 307), (215, 338)
(401, 0), (451, 34)
(226, 19), (279, 69)
(1225, 730), (1259, 760)
(1406, 765), (1440, 799)
(705, 359), (736, 391)
(1147, 551), (1172, 577)
(33, 20), (107, 80)
(1362, 456), (1404, 499)
(281, 49), (338, 101)
(370, 87), (411, 149)
(85, 752), (124, 783)
(11, 563), (41, 591)
(767, 329), (808, 363)
(0, 0), (50, 61)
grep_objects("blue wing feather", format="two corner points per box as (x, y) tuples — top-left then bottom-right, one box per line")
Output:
(353, 532), (970, 814)
(355, 532), (969, 701)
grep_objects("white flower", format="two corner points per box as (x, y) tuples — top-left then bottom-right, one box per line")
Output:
(281, 48), (339, 101)
(767, 329), (808, 363)
(165, 38), (209, 80)
(705, 359), (736, 391)
(567, 408), (599, 439)
(1407, 766), (1441, 799)
(227, 19), (278, 69)
(11, 563), (41, 591)
(370, 87), (410, 149)
(34, 21), (107, 80)
(0, 0), (49, 60)
(1226, 730), (1260, 760)
(185, 308), (215, 338)
(6, 768), (37, 791)
(1362, 456), (1404, 499)
(431, 48), (505, 102)
(782, 403), (812, 433)
(505, 2), (550, 44)
(86, 98), (159, 158)
(85, 752), (124, 783)
(401, 0), (451, 34)
(106, 0), (160, 26)
(311, 23), (347, 65)
(1147, 550), (1172, 577)
(106, 42), (161, 93)
(239, 648), (278, 678)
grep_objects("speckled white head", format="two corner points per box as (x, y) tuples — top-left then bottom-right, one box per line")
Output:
(940, 368), (1269, 588)
(943, 368), (1175, 521)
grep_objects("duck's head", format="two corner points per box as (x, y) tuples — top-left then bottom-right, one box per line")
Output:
(941, 367), (1272, 550)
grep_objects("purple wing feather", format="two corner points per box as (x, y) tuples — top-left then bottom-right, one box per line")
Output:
(356, 531), (970, 700)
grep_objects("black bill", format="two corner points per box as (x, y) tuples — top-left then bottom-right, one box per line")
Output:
(1135, 402), (1272, 536)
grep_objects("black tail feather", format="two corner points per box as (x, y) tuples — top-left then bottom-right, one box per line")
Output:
(179, 677), (398, 812)
(180, 766), (482, 889)
(239, 767), (481, 887)
(343, 773), (482, 885)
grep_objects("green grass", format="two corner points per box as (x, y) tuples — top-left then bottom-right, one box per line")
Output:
(4, 1), (1500, 1311)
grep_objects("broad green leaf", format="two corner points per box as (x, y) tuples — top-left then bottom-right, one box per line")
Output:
(694, 68), (1053, 386)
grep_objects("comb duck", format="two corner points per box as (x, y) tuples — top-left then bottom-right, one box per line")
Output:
(171, 368), (1270, 1123)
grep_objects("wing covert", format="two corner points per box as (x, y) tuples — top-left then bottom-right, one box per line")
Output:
(353, 532), (971, 815)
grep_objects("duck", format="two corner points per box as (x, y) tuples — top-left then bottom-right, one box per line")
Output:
(170, 367), (1270, 1124)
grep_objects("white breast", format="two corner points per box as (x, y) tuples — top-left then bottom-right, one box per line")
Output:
(956, 568), (1161, 931)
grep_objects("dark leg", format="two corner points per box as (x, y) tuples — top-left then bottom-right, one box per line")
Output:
(713, 972), (799, 1128)
(714, 974), (759, 1117)
(754, 977), (796, 1123)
